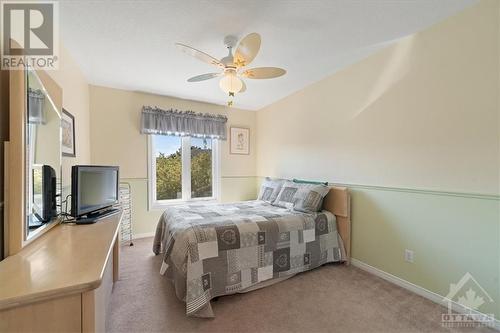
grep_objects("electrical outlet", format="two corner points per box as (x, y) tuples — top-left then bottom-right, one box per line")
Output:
(405, 249), (415, 263)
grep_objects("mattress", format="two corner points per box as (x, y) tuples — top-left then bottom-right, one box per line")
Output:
(153, 200), (344, 317)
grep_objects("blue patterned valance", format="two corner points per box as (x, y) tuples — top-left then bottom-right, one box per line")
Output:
(141, 106), (228, 140)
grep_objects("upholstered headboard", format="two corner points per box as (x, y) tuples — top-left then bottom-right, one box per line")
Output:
(322, 186), (351, 264)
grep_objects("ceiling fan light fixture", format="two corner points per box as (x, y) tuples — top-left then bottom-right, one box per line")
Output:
(219, 72), (243, 94)
(177, 33), (286, 106)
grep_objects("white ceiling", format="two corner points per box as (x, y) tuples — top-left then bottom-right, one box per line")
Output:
(60, 0), (477, 111)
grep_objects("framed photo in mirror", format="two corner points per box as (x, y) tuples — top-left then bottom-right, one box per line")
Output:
(62, 109), (76, 157)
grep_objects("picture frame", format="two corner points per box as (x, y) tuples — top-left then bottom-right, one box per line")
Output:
(230, 127), (250, 155)
(61, 109), (76, 157)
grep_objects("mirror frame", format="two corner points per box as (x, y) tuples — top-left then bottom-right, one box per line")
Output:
(24, 68), (63, 242)
(6, 63), (63, 255)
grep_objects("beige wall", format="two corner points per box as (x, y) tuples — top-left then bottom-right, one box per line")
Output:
(89, 86), (257, 234)
(257, 0), (499, 196)
(47, 46), (91, 188)
(256, 0), (500, 318)
(89, 86), (256, 179)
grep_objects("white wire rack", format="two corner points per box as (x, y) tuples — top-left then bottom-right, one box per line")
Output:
(115, 182), (133, 246)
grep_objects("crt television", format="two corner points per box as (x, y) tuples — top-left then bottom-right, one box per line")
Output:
(71, 165), (119, 218)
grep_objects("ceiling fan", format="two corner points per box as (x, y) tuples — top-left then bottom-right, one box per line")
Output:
(175, 33), (286, 106)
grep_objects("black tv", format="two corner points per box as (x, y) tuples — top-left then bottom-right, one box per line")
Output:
(32, 164), (57, 223)
(71, 165), (119, 219)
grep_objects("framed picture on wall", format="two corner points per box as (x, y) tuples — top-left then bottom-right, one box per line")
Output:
(62, 109), (76, 157)
(230, 127), (250, 155)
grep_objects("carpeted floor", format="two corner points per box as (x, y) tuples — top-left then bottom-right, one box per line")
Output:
(107, 238), (493, 333)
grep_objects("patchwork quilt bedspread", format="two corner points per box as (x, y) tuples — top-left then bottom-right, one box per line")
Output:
(153, 200), (344, 317)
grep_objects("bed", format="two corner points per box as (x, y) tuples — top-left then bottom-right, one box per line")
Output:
(153, 186), (351, 317)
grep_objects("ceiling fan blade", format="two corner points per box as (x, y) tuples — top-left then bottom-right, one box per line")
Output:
(175, 43), (224, 68)
(234, 33), (261, 67)
(187, 73), (221, 82)
(241, 67), (286, 79)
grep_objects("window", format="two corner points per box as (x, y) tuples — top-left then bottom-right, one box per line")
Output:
(148, 135), (219, 208)
(190, 137), (213, 198)
(154, 135), (182, 200)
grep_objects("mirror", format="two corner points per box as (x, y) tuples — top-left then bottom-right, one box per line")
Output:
(25, 68), (62, 240)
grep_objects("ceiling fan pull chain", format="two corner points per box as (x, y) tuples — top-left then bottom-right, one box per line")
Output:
(228, 92), (235, 107)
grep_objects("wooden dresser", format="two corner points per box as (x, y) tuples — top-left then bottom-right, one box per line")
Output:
(0, 213), (121, 332)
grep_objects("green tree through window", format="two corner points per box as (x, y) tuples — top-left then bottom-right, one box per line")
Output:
(156, 149), (182, 200)
(191, 138), (212, 198)
(153, 135), (214, 201)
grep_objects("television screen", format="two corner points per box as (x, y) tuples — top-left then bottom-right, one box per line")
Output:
(72, 166), (119, 217)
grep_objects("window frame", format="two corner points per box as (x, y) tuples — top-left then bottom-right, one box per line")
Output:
(147, 135), (220, 210)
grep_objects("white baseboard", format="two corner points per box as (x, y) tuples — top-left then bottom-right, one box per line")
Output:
(132, 232), (155, 240)
(351, 258), (500, 331)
